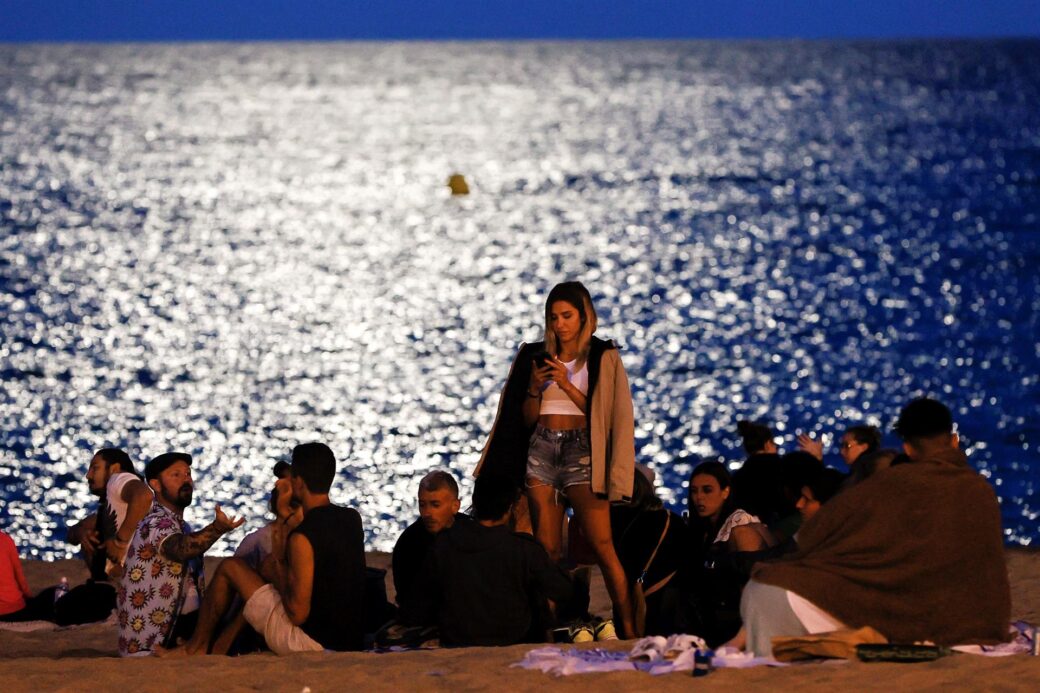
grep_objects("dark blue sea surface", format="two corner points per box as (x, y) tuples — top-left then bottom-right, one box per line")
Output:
(1, 40), (1038, 556)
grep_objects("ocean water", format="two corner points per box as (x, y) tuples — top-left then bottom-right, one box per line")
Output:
(1, 40), (1038, 557)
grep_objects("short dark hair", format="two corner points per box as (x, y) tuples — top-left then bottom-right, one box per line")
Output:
(895, 398), (953, 446)
(845, 425), (882, 452)
(737, 420), (774, 455)
(472, 471), (519, 521)
(272, 460), (291, 479)
(805, 467), (846, 505)
(290, 443), (336, 494)
(145, 452), (192, 481)
(418, 470), (459, 499)
(96, 448), (136, 477)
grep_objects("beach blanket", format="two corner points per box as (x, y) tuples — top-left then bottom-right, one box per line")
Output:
(513, 635), (784, 676)
(515, 622), (1035, 676)
(951, 621), (1035, 657)
(752, 448), (1011, 646)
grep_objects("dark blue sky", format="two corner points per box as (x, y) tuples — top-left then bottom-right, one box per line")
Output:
(2, 1), (1039, 42)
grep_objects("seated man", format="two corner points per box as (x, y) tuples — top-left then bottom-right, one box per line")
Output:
(741, 398), (1011, 657)
(172, 442), (367, 655)
(68, 448), (152, 577)
(56, 448), (153, 625)
(118, 452), (245, 656)
(412, 471), (577, 647)
(392, 470), (464, 613)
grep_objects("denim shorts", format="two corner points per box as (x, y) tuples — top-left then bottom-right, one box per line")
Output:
(526, 424), (592, 490)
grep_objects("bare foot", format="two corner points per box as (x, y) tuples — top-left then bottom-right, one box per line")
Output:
(153, 642), (201, 658)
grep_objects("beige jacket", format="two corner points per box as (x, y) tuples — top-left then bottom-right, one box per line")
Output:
(476, 338), (636, 502)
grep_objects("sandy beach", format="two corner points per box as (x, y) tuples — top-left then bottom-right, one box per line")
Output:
(1, 548), (1038, 691)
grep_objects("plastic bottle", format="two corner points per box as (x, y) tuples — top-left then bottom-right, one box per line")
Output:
(692, 648), (713, 677)
(54, 576), (69, 604)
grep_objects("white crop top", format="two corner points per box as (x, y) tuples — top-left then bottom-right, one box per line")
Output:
(539, 359), (588, 416)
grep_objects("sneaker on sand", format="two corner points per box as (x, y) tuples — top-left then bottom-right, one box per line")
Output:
(570, 624), (595, 643)
(593, 619), (618, 641)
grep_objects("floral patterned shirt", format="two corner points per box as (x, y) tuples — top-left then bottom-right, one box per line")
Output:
(117, 501), (204, 656)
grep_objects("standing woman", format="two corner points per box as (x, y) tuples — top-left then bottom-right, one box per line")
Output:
(476, 281), (637, 638)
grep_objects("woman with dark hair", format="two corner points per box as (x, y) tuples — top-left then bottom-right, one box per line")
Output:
(680, 460), (773, 645)
(476, 281), (637, 638)
(729, 421), (784, 528)
(688, 461), (772, 555)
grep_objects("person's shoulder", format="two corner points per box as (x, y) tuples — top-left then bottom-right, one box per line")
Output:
(106, 471), (138, 495)
(510, 530), (548, 551)
(324, 504), (362, 524)
(517, 341), (544, 356)
(394, 518), (427, 548)
(142, 503), (180, 536)
(725, 508), (760, 525)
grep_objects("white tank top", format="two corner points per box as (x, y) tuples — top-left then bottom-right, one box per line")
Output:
(539, 359), (588, 416)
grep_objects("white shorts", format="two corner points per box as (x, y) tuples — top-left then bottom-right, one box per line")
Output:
(243, 584), (323, 655)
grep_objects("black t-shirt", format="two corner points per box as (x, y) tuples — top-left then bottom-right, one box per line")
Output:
(293, 504), (366, 651)
(392, 514), (468, 615)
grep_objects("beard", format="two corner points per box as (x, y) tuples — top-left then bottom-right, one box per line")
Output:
(164, 483), (193, 509)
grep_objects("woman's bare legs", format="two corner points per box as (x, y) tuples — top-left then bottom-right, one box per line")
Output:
(566, 484), (636, 639)
(526, 482), (566, 562)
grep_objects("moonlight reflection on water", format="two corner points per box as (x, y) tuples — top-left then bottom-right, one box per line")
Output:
(1, 41), (1038, 556)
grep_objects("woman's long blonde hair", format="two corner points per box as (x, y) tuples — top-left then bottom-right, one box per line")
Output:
(543, 281), (597, 366)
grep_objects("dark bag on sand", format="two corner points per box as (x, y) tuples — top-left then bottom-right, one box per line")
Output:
(631, 513), (675, 638)
(364, 567), (398, 634)
(54, 580), (117, 626)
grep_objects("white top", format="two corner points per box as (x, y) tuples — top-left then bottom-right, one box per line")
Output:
(104, 472), (138, 570)
(234, 524), (274, 571)
(712, 509), (760, 544)
(539, 359), (589, 416)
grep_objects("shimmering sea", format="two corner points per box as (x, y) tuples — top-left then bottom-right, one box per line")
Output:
(1, 40), (1038, 556)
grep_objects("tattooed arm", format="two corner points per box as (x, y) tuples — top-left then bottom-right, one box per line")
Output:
(160, 505), (245, 563)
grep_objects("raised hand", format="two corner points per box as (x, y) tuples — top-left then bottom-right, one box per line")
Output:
(213, 504), (246, 533)
(544, 357), (570, 387)
(797, 434), (824, 461)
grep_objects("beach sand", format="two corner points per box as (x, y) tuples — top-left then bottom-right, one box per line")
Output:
(2, 548), (1039, 691)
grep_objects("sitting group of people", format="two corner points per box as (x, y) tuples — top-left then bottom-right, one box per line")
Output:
(0, 395), (1013, 660)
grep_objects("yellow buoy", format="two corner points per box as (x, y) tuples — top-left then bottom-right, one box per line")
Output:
(448, 173), (469, 196)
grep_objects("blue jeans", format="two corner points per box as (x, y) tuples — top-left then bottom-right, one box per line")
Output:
(526, 424), (592, 491)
